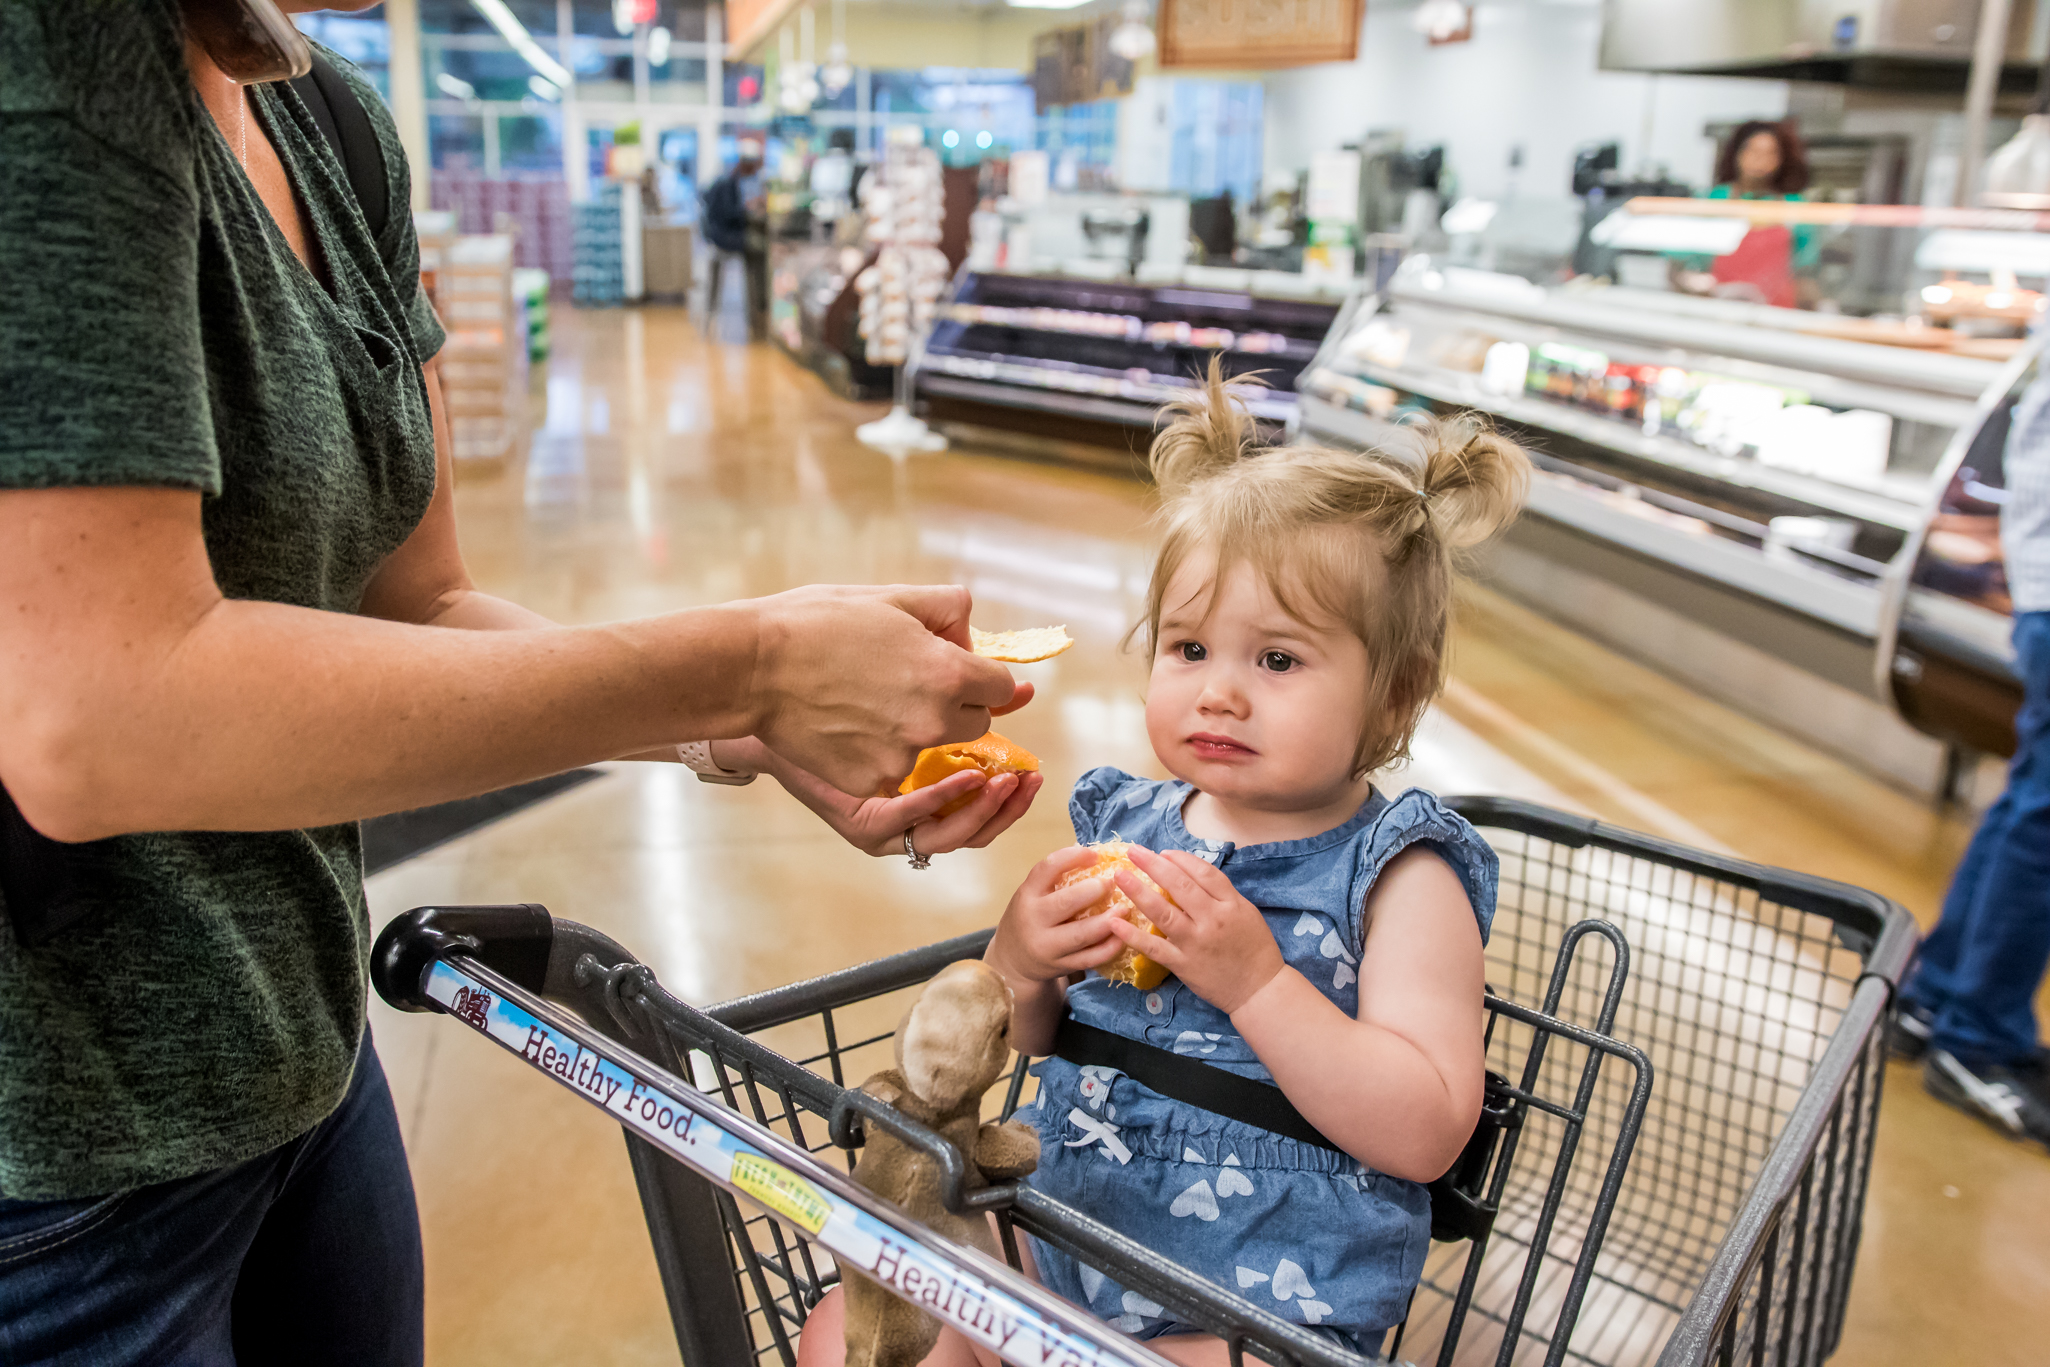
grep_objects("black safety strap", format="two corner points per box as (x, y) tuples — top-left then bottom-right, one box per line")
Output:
(1054, 1017), (1342, 1153)
(288, 51), (389, 242)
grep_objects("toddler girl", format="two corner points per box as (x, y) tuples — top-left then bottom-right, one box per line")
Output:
(802, 368), (1527, 1366)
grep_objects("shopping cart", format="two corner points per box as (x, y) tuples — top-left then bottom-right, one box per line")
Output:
(372, 795), (1914, 1367)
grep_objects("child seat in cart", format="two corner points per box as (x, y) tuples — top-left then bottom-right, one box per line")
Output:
(373, 796), (1915, 1367)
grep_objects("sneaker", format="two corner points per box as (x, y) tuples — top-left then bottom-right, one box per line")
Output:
(1924, 1049), (2050, 1147)
(1887, 1003), (1935, 1061)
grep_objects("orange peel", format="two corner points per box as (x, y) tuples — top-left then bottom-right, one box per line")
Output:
(1056, 841), (1172, 990)
(970, 625), (1073, 663)
(888, 732), (1040, 816)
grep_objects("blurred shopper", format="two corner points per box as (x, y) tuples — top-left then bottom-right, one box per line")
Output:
(1673, 120), (1817, 309)
(702, 142), (768, 338)
(0, 5), (1037, 1363)
(1894, 360), (2050, 1149)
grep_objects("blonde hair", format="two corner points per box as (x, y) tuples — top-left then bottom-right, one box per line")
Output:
(1141, 361), (1530, 776)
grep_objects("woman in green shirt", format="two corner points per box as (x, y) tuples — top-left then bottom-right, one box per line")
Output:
(0, 4), (1040, 1363)
(1675, 119), (1817, 308)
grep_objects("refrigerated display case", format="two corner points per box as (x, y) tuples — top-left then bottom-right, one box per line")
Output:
(768, 239), (895, 401)
(1298, 244), (2037, 787)
(909, 267), (1347, 450)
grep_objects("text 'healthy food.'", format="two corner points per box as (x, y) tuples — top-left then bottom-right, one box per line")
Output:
(1056, 841), (1174, 990)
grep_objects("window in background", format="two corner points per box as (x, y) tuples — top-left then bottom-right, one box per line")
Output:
(1039, 100), (1119, 191)
(1169, 80), (1262, 208)
(292, 11), (391, 97)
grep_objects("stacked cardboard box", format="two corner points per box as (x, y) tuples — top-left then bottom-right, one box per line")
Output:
(437, 234), (525, 466)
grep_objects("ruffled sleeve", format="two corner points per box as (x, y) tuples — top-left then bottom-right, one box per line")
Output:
(1348, 790), (1499, 954)
(1067, 766), (1147, 845)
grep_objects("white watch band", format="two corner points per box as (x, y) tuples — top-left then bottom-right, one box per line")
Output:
(676, 740), (757, 786)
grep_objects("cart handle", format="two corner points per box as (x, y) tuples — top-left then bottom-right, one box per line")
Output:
(371, 906), (1183, 1367)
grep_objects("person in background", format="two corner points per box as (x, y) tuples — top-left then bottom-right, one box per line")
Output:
(701, 142), (769, 338)
(1893, 358), (2050, 1149)
(1672, 119), (1817, 309)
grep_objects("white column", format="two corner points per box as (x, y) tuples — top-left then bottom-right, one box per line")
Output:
(559, 0), (589, 202)
(700, 6), (725, 193)
(384, 0), (431, 210)
(483, 111), (501, 178)
(1959, 0), (2016, 206)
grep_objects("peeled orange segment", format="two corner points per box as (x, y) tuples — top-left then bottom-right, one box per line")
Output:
(1055, 841), (1173, 990)
(970, 625), (1074, 663)
(891, 731), (1041, 817)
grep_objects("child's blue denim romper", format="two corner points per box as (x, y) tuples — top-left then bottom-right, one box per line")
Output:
(1019, 767), (1499, 1357)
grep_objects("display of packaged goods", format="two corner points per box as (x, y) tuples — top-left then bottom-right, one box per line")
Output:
(911, 270), (1340, 444)
(1298, 251), (2038, 772)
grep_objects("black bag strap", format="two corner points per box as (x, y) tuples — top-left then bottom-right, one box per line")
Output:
(1054, 1017), (1342, 1152)
(288, 50), (389, 242)
(0, 783), (98, 947)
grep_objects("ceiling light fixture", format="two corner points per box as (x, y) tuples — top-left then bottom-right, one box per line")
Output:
(527, 73), (562, 101)
(468, 0), (573, 88)
(648, 24), (672, 66)
(435, 72), (477, 101)
(1004, 0), (1093, 10)
(1108, 0), (1155, 61)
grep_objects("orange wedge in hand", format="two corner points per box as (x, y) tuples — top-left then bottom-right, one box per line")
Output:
(1056, 841), (1173, 990)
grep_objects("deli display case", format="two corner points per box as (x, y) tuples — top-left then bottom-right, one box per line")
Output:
(910, 267), (1349, 452)
(1298, 211), (2042, 794)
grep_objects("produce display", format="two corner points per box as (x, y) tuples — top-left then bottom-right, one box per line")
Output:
(854, 135), (950, 368)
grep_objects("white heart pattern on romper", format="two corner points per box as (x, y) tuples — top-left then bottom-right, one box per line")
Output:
(1333, 962), (1358, 990)
(1122, 1292), (1164, 1318)
(1299, 1299), (1334, 1325)
(1216, 1163), (1254, 1198)
(1292, 913), (1322, 938)
(1182, 1146), (1205, 1163)
(1318, 930), (1355, 964)
(1171, 1031), (1218, 1056)
(1169, 1179), (1220, 1221)
(1078, 1265), (1107, 1304)
(1270, 1259), (1316, 1301)
(1235, 1267), (1271, 1289)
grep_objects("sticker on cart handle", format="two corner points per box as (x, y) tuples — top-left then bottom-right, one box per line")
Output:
(422, 958), (1162, 1367)
(731, 1153), (832, 1234)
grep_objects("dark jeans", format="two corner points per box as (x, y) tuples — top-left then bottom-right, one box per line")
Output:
(0, 1031), (423, 1366)
(1904, 610), (2050, 1067)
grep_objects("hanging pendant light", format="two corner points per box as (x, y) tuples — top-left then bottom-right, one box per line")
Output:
(1108, 0), (1155, 62)
(821, 0), (853, 98)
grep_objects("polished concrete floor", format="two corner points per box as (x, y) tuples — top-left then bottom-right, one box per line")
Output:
(367, 306), (2049, 1366)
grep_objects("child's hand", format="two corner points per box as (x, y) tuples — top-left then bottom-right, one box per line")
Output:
(986, 845), (1127, 985)
(1108, 846), (1285, 1014)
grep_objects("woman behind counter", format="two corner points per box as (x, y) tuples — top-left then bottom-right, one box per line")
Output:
(1674, 119), (1817, 309)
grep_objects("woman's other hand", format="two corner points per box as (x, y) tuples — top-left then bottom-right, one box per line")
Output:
(746, 584), (1024, 796)
(724, 735), (1045, 857)
(1107, 846), (1284, 1014)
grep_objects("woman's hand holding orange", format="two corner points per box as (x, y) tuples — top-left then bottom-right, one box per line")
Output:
(1108, 846), (1286, 1014)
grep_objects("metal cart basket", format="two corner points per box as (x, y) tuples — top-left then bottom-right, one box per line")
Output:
(372, 795), (1914, 1367)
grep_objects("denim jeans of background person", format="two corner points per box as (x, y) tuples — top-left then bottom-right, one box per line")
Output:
(1896, 350), (2050, 1148)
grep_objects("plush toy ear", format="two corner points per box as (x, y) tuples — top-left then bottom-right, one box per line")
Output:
(896, 960), (1015, 1109)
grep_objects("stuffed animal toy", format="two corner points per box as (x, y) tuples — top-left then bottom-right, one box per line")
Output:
(843, 959), (1041, 1367)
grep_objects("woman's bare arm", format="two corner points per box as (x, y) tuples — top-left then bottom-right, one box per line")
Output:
(0, 485), (1015, 842)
